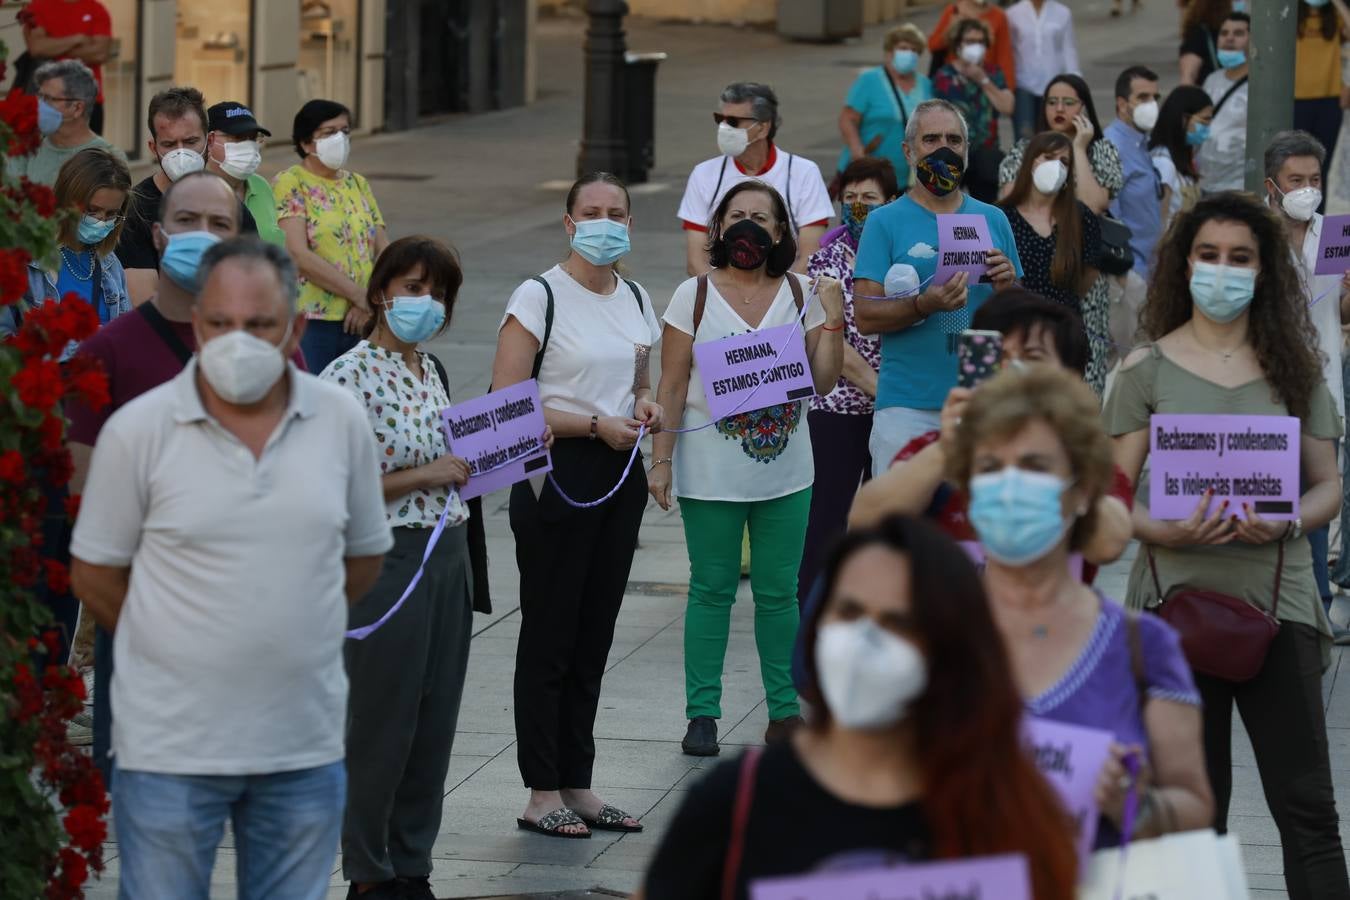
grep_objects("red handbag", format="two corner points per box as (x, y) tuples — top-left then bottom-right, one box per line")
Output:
(1149, 543), (1283, 683)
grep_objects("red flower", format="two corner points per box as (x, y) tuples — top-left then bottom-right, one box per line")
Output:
(45, 560), (70, 595)
(11, 546), (41, 587)
(0, 247), (31, 306)
(21, 178), (57, 218)
(62, 805), (106, 853)
(13, 359), (63, 409)
(0, 90), (40, 156)
(64, 355), (109, 411)
(64, 493), (81, 520)
(13, 663), (42, 721)
(0, 450), (24, 483)
(38, 415), (65, 452)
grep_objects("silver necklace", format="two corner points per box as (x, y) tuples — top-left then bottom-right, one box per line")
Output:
(60, 246), (95, 282)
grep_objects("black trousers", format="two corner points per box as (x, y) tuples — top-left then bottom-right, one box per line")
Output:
(797, 409), (872, 608)
(510, 438), (648, 790)
(1196, 622), (1350, 899)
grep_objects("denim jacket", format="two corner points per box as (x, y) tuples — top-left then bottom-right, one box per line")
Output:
(0, 255), (130, 360)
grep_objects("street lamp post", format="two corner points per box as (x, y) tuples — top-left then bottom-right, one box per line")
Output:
(1244, 0), (1296, 191)
(577, 0), (630, 177)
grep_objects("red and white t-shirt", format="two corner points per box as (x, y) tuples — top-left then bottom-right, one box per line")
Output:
(24, 0), (113, 101)
(677, 142), (834, 235)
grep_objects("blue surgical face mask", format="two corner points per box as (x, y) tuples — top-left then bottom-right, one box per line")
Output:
(891, 48), (919, 74)
(1231, 0), (1247, 10)
(78, 214), (117, 246)
(1306, 0), (1329, 8)
(1186, 122), (1211, 147)
(1189, 261), (1257, 324)
(160, 230), (223, 293)
(38, 98), (62, 136)
(383, 294), (446, 344)
(569, 217), (631, 266)
(968, 468), (1073, 567)
(1216, 49), (1246, 69)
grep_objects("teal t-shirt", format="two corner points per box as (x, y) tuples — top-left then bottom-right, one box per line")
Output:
(837, 67), (932, 186)
(853, 192), (1023, 412)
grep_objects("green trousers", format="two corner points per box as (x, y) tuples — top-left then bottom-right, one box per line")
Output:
(679, 488), (811, 721)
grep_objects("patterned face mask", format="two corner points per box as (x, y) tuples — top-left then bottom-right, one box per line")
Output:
(915, 147), (965, 197)
(841, 200), (880, 242)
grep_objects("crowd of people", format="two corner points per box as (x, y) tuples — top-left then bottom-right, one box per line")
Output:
(9, 0), (1350, 898)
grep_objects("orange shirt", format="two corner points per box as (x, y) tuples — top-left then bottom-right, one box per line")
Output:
(928, 3), (1017, 91)
(1296, 11), (1342, 100)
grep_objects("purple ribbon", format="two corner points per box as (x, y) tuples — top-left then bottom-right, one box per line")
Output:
(546, 424), (649, 508)
(345, 500), (456, 640)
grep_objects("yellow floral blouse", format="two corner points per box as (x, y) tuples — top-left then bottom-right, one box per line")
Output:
(272, 164), (385, 321)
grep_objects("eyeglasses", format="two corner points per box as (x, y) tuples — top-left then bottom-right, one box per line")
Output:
(38, 93), (76, 105)
(1044, 97), (1082, 109)
(84, 211), (124, 223)
(713, 113), (762, 128)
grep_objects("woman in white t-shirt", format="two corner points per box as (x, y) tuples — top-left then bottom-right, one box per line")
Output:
(649, 180), (845, 759)
(492, 173), (664, 839)
(1148, 85), (1213, 228)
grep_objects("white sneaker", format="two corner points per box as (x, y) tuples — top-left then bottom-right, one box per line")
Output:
(82, 669), (94, 709)
(67, 711), (93, 747)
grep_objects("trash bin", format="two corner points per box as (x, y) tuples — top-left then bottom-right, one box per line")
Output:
(621, 51), (666, 185)
(777, 0), (863, 42)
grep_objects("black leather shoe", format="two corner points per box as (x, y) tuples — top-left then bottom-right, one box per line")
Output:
(764, 715), (804, 745)
(346, 881), (403, 900)
(682, 716), (720, 756)
(398, 876), (435, 900)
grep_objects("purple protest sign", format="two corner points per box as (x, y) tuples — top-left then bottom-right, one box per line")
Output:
(1024, 716), (1114, 864)
(440, 379), (551, 501)
(750, 853), (1031, 900)
(935, 213), (993, 284)
(1148, 414), (1300, 521)
(694, 321), (815, 422)
(1315, 214), (1350, 275)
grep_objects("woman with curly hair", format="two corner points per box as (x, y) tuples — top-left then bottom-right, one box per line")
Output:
(1105, 192), (1349, 898)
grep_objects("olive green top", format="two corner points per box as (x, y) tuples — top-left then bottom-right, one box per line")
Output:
(1103, 344), (1341, 661)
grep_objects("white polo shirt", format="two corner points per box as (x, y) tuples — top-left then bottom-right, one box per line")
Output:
(677, 142), (834, 235)
(71, 360), (393, 775)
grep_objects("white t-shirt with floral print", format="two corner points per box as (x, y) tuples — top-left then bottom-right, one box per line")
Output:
(320, 341), (469, 529)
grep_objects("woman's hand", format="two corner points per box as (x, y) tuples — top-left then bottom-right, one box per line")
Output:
(1072, 113), (1095, 150)
(343, 304), (371, 336)
(814, 276), (846, 328)
(1232, 504), (1287, 545)
(648, 461), (673, 511)
(937, 386), (972, 453)
(597, 416), (643, 451)
(1095, 742), (1148, 828)
(422, 454), (470, 488)
(1158, 489), (1235, 548)
(541, 426), (555, 450)
(635, 399), (664, 433)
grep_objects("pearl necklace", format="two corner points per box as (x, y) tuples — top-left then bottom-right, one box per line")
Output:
(60, 246), (96, 282)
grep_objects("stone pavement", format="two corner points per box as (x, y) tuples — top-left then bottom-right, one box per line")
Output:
(83, 1), (1349, 897)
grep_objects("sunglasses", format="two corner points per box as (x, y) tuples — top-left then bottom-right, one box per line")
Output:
(713, 113), (762, 129)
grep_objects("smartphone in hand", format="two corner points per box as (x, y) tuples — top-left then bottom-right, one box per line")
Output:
(957, 329), (1003, 389)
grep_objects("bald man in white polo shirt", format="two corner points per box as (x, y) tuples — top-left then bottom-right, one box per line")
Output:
(70, 238), (392, 900)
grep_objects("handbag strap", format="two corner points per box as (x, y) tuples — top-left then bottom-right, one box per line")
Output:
(693, 273), (709, 335)
(882, 68), (911, 133)
(1212, 75), (1247, 117)
(136, 301), (193, 365)
(721, 747), (762, 900)
(1125, 610), (1147, 700)
(529, 275), (555, 381)
(1147, 538), (1285, 616)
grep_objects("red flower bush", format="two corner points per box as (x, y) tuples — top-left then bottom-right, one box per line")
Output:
(0, 246), (31, 305)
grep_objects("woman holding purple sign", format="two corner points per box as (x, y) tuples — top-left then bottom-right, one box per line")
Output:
(947, 365), (1213, 853)
(648, 180), (845, 758)
(1105, 192), (1349, 898)
(318, 235), (476, 899)
(492, 172), (663, 839)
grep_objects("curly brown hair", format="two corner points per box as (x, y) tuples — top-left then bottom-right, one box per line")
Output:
(945, 365), (1114, 555)
(1142, 191), (1323, 420)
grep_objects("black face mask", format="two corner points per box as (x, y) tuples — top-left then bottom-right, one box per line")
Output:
(914, 146), (965, 197)
(722, 219), (774, 270)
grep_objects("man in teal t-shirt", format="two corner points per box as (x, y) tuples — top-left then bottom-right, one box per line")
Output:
(853, 99), (1022, 476)
(205, 101), (286, 247)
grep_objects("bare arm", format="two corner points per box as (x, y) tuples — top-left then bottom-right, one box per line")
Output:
(850, 442), (947, 529)
(854, 272), (970, 336)
(840, 344), (877, 397)
(69, 35), (112, 65)
(1073, 144), (1111, 214)
(1178, 53), (1203, 86)
(1082, 495), (1132, 566)
(647, 324), (693, 511)
(794, 226), (826, 274)
(979, 76), (1015, 116)
(685, 230), (712, 277)
(1134, 701), (1214, 837)
(373, 226), (390, 258)
(23, 25), (84, 57)
(1300, 436), (1341, 531)
(69, 441), (93, 495)
(69, 559), (129, 631)
(126, 269), (158, 306)
(280, 217), (367, 309)
(838, 106), (866, 161)
(344, 554), (384, 605)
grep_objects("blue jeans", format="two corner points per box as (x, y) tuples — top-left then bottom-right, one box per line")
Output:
(113, 762), (345, 900)
(1014, 88), (1042, 141)
(299, 319), (359, 375)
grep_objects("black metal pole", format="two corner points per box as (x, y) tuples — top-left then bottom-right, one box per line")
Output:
(577, 0), (629, 177)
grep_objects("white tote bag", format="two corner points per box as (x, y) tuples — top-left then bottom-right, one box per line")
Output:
(1078, 829), (1250, 899)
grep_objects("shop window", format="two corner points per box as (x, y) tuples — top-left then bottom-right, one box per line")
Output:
(173, 0), (251, 108)
(298, 0), (360, 117)
(100, 0), (140, 157)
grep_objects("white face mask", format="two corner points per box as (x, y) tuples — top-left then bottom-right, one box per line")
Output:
(1273, 183), (1322, 222)
(314, 131), (350, 170)
(219, 139), (262, 179)
(160, 147), (206, 182)
(959, 43), (987, 66)
(198, 326), (290, 405)
(1132, 100), (1159, 131)
(1032, 159), (1069, 195)
(815, 619), (928, 730)
(717, 121), (752, 158)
